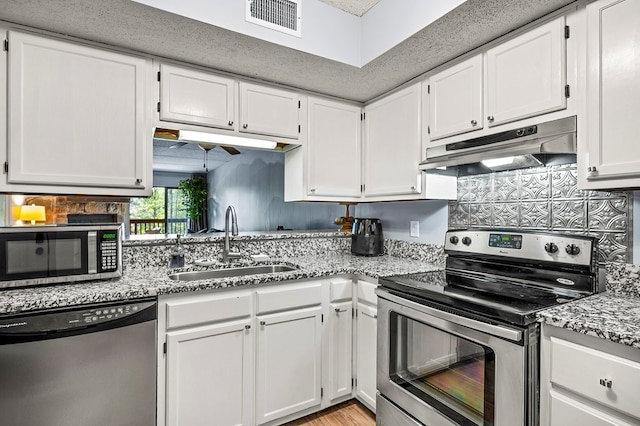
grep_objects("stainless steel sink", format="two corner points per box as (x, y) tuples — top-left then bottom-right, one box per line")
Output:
(168, 264), (298, 281)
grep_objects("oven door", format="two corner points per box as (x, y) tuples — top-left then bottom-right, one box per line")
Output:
(377, 289), (533, 426)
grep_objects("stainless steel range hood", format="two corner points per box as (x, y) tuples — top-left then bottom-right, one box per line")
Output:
(419, 116), (577, 175)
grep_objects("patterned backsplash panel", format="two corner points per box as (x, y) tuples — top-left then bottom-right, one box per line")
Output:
(448, 164), (633, 263)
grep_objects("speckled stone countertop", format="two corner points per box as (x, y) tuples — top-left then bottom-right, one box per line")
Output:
(537, 262), (640, 349)
(0, 253), (442, 316)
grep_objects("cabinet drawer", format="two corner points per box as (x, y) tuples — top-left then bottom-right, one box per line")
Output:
(165, 291), (252, 330)
(256, 281), (322, 314)
(330, 278), (353, 302)
(550, 390), (635, 426)
(357, 280), (378, 306)
(550, 337), (640, 420)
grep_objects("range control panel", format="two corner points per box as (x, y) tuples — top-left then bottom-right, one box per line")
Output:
(445, 229), (595, 266)
(99, 230), (119, 272)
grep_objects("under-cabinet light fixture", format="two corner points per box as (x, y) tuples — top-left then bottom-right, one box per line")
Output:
(178, 130), (278, 150)
(481, 156), (515, 168)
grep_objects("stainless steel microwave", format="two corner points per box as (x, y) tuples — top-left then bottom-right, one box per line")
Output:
(0, 224), (122, 289)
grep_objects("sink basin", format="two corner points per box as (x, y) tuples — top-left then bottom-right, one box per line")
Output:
(168, 264), (298, 281)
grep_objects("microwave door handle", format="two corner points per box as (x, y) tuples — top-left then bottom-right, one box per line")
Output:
(87, 231), (97, 274)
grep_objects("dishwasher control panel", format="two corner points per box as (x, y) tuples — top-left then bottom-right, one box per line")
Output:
(0, 300), (156, 335)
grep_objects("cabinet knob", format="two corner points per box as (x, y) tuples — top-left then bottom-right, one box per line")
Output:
(310, 188), (316, 193)
(470, 119), (477, 126)
(487, 115), (495, 122)
(245, 324), (251, 330)
(335, 308), (347, 313)
(260, 320), (266, 326)
(599, 378), (612, 388)
(411, 185), (416, 191)
(243, 124), (248, 129)
(135, 178), (142, 185)
(228, 120), (234, 126)
(373, 314), (378, 319)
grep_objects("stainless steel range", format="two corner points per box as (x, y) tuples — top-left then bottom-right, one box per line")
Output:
(376, 229), (602, 426)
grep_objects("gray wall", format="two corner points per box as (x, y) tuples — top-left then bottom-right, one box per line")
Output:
(356, 200), (449, 245)
(207, 150), (344, 232)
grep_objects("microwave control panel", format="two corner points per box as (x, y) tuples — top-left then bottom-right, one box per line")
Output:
(99, 231), (119, 272)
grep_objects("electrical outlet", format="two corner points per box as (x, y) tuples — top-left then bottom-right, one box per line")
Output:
(410, 221), (419, 237)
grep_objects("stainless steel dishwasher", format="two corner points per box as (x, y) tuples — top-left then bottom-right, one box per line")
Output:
(0, 298), (157, 426)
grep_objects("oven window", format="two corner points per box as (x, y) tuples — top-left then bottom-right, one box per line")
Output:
(389, 312), (495, 426)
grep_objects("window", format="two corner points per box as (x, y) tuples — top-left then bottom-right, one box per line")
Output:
(129, 187), (188, 235)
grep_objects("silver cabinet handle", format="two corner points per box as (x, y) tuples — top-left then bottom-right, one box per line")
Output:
(243, 124), (248, 129)
(410, 185), (416, 191)
(335, 308), (347, 313)
(228, 120), (234, 126)
(245, 324), (251, 330)
(487, 115), (495, 122)
(599, 378), (612, 388)
(470, 119), (477, 126)
(260, 320), (266, 326)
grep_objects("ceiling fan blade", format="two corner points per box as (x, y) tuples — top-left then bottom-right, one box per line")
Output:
(221, 146), (241, 155)
(168, 142), (188, 149)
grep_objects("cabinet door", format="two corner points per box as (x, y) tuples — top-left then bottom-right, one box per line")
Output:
(255, 306), (322, 424)
(429, 54), (483, 140)
(307, 97), (361, 197)
(582, 0), (640, 185)
(486, 17), (567, 127)
(239, 82), (299, 139)
(328, 300), (353, 402)
(159, 63), (235, 130)
(165, 319), (253, 426)
(363, 83), (422, 197)
(7, 31), (148, 191)
(356, 302), (377, 412)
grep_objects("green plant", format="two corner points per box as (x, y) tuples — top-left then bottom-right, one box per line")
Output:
(178, 176), (208, 220)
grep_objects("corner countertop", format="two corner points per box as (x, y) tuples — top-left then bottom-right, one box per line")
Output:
(0, 253), (442, 316)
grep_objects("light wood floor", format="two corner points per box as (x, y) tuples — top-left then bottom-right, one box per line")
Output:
(285, 400), (375, 426)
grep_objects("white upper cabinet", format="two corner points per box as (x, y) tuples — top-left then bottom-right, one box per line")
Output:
(579, 0), (640, 189)
(428, 54), (484, 140)
(5, 30), (151, 196)
(363, 83), (422, 197)
(307, 97), (361, 198)
(486, 16), (567, 127)
(239, 82), (300, 139)
(159, 63), (235, 130)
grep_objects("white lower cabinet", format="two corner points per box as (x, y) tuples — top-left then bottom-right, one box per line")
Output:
(255, 306), (322, 424)
(326, 277), (354, 404)
(166, 319), (253, 426)
(159, 277), (378, 426)
(541, 325), (640, 426)
(355, 279), (378, 413)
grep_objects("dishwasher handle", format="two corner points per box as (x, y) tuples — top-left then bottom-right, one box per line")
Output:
(0, 299), (157, 344)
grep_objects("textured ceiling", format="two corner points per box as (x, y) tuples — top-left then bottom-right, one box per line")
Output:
(0, 0), (576, 103)
(319, 0), (381, 17)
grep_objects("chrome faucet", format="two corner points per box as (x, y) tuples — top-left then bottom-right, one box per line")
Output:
(223, 205), (241, 263)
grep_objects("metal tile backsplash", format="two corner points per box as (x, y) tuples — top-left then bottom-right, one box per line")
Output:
(448, 164), (633, 263)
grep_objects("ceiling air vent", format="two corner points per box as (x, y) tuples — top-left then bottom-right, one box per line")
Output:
(246, 0), (302, 37)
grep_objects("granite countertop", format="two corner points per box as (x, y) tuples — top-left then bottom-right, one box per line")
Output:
(537, 293), (640, 349)
(537, 263), (640, 349)
(0, 253), (442, 316)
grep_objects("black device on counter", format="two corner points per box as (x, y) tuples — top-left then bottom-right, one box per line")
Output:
(0, 223), (123, 289)
(351, 218), (384, 256)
